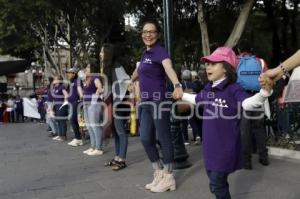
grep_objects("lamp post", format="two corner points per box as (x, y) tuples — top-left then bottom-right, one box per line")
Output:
(163, 0), (192, 170)
(13, 83), (21, 96)
(31, 62), (37, 92)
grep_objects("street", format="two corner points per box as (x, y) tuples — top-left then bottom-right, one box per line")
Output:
(0, 123), (300, 199)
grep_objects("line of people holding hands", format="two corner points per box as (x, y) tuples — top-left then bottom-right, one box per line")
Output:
(45, 18), (300, 198)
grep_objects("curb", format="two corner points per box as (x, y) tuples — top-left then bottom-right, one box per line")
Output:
(268, 146), (300, 160)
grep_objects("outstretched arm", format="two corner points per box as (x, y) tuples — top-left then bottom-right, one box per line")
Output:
(242, 89), (272, 111)
(263, 49), (300, 81)
(243, 75), (274, 110)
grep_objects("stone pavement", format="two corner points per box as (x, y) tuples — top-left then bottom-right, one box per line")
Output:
(1, 123), (300, 199)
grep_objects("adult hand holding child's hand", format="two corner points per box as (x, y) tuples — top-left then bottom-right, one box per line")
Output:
(259, 74), (274, 93)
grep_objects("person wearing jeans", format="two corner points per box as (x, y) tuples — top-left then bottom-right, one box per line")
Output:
(82, 63), (104, 156)
(83, 102), (103, 151)
(130, 19), (183, 193)
(139, 101), (174, 169)
(100, 43), (131, 171)
(206, 170), (231, 199)
(65, 67), (84, 147)
(54, 104), (68, 140)
(51, 75), (69, 142)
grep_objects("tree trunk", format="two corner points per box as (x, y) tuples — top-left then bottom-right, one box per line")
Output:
(33, 24), (61, 75)
(225, 0), (255, 47)
(197, 0), (210, 56)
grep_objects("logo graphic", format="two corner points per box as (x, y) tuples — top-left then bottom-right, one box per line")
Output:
(212, 98), (228, 108)
(143, 58), (153, 64)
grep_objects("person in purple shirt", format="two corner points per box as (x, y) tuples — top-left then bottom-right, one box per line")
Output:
(82, 63), (105, 156)
(65, 67), (84, 147)
(15, 95), (24, 122)
(37, 95), (46, 123)
(45, 77), (59, 137)
(51, 75), (69, 142)
(182, 47), (274, 199)
(130, 19), (183, 193)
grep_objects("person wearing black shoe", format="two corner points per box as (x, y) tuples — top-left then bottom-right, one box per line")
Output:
(100, 44), (131, 171)
(236, 41), (270, 170)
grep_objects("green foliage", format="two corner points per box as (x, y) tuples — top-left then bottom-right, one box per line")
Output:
(0, 0), (299, 71)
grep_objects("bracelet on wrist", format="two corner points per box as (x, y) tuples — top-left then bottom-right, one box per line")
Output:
(280, 65), (290, 78)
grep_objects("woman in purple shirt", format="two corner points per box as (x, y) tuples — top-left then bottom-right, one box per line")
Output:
(65, 68), (84, 147)
(182, 47), (274, 199)
(82, 63), (105, 156)
(51, 75), (69, 141)
(15, 95), (24, 122)
(130, 19), (183, 193)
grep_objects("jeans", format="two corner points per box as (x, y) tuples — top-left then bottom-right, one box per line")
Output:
(189, 113), (203, 140)
(38, 108), (46, 122)
(69, 102), (81, 139)
(54, 104), (68, 137)
(46, 113), (59, 134)
(241, 111), (268, 161)
(180, 116), (202, 142)
(276, 106), (290, 135)
(114, 118), (128, 159)
(83, 103), (103, 150)
(206, 170), (231, 199)
(9, 110), (15, 123)
(16, 108), (24, 122)
(139, 101), (174, 165)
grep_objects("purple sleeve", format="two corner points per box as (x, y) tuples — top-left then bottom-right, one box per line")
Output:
(157, 47), (170, 63)
(47, 90), (53, 102)
(232, 84), (250, 103)
(195, 90), (206, 103)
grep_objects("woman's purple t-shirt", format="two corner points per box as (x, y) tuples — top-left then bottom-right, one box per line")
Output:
(137, 43), (170, 101)
(52, 84), (65, 103)
(68, 78), (81, 103)
(83, 76), (100, 102)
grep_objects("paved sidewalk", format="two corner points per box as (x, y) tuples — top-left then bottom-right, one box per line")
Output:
(0, 123), (300, 199)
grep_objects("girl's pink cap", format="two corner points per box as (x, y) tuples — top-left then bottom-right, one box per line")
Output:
(201, 47), (238, 69)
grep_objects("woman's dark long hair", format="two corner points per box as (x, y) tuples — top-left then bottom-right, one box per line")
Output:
(101, 43), (116, 84)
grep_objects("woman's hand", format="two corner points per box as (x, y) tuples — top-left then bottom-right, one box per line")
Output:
(262, 67), (283, 82)
(259, 74), (274, 93)
(172, 87), (183, 100)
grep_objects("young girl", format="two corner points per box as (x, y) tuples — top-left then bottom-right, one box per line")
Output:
(181, 47), (273, 199)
